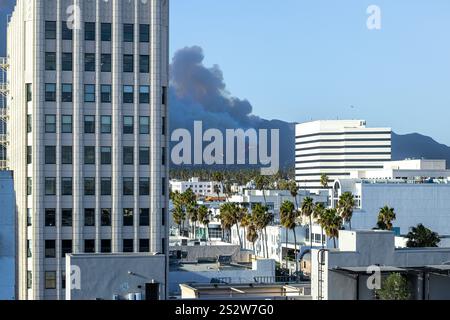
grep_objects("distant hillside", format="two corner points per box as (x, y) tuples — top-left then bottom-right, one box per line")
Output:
(392, 132), (450, 168)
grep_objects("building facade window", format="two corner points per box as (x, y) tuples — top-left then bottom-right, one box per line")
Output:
(45, 115), (56, 133)
(84, 178), (95, 196)
(84, 115), (95, 134)
(61, 146), (73, 164)
(26, 83), (32, 102)
(123, 209), (134, 227)
(26, 115), (32, 133)
(140, 24), (149, 42)
(45, 240), (56, 258)
(123, 146), (134, 165)
(123, 239), (134, 253)
(85, 53), (95, 71)
(61, 115), (73, 133)
(45, 178), (56, 196)
(84, 85), (95, 102)
(62, 209), (72, 227)
(123, 55), (134, 72)
(62, 53), (72, 71)
(139, 147), (150, 165)
(139, 178), (150, 196)
(101, 85), (112, 102)
(101, 209), (111, 227)
(101, 54), (111, 72)
(101, 116), (111, 134)
(85, 22), (95, 41)
(61, 21), (73, 40)
(26, 146), (32, 164)
(45, 209), (56, 227)
(140, 209), (150, 226)
(84, 240), (95, 253)
(139, 239), (150, 253)
(45, 146), (56, 164)
(123, 178), (134, 196)
(123, 24), (134, 42)
(101, 178), (112, 196)
(61, 240), (72, 258)
(45, 21), (56, 39)
(139, 116), (150, 134)
(45, 52), (56, 70)
(101, 239), (111, 253)
(101, 147), (112, 165)
(61, 178), (73, 196)
(84, 146), (95, 165)
(123, 116), (134, 134)
(139, 86), (150, 103)
(27, 177), (32, 195)
(140, 55), (149, 73)
(45, 271), (57, 289)
(123, 85), (134, 103)
(61, 84), (73, 102)
(45, 84), (56, 102)
(84, 209), (95, 226)
(101, 23), (111, 41)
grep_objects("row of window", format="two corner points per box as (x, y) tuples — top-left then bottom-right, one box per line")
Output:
(39, 146), (156, 166)
(43, 208), (153, 228)
(39, 115), (151, 134)
(44, 83), (150, 104)
(45, 21), (150, 43)
(42, 177), (151, 197)
(27, 177), (167, 197)
(45, 52), (150, 73)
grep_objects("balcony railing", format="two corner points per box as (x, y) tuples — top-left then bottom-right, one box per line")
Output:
(0, 134), (8, 144)
(0, 160), (7, 170)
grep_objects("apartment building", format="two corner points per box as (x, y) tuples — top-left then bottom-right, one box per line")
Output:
(170, 177), (223, 197)
(295, 120), (391, 190)
(7, 0), (169, 300)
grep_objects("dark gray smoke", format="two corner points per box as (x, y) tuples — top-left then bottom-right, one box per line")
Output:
(169, 46), (296, 168)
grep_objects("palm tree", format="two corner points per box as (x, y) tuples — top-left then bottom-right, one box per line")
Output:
(213, 184), (221, 199)
(288, 180), (300, 210)
(252, 203), (272, 258)
(301, 197), (314, 250)
(254, 174), (269, 204)
(219, 204), (234, 242)
(247, 224), (259, 255)
(187, 204), (198, 239)
(240, 211), (252, 248)
(406, 224), (440, 248)
(197, 205), (210, 240)
(320, 173), (329, 189)
(337, 192), (355, 230)
(377, 206), (396, 230)
(321, 208), (343, 248)
(171, 205), (185, 236)
(313, 202), (326, 248)
(280, 200), (298, 274)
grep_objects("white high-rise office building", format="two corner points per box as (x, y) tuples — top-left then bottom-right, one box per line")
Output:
(295, 120), (391, 190)
(7, 0), (169, 300)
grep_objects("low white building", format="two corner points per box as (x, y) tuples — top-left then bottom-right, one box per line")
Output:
(170, 178), (223, 197)
(66, 253), (166, 301)
(332, 160), (450, 245)
(170, 259), (276, 297)
(0, 171), (15, 300)
(311, 230), (450, 300)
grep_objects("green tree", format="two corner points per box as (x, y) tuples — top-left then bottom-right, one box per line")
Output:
(246, 224), (259, 255)
(171, 205), (185, 236)
(301, 197), (314, 251)
(376, 273), (411, 300)
(280, 200), (298, 274)
(313, 202), (326, 248)
(197, 205), (210, 240)
(320, 208), (343, 248)
(406, 224), (440, 248)
(337, 192), (355, 230)
(377, 206), (396, 230)
(320, 173), (329, 189)
(252, 203), (273, 258)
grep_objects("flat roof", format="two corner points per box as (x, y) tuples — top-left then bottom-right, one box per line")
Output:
(334, 266), (408, 274)
(170, 262), (252, 272)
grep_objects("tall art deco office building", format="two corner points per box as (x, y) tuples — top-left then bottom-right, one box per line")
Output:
(7, 0), (169, 300)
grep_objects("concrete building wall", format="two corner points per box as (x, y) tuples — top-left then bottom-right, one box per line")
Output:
(66, 253), (166, 300)
(8, 0), (169, 300)
(0, 171), (16, 300)
(295, 120), (391, 190)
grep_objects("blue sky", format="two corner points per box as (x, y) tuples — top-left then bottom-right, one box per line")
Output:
(171, 0), (450, 144)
